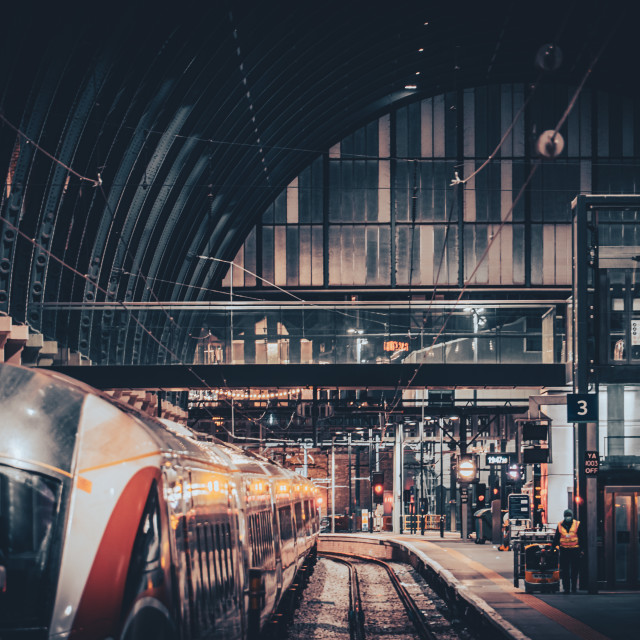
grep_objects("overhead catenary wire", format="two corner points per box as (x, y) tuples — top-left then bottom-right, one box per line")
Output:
(0, 209), (279, 442)
(196, 255), (410, 330)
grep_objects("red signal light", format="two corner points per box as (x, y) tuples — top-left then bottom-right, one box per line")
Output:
(477, 494), (485, 502)
(374, 483), (384, 495)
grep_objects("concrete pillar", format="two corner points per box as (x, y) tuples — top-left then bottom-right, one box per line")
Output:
(393, 426), (403, 534)
(38, 340), (58, 366)
(4, 324), (29, 363)
(140, 392), (153, 413)
(0, 316), (12, 362)
(23, 333), (44, 365)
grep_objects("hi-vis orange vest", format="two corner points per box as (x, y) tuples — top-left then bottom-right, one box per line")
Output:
(558, 519), (580, 548)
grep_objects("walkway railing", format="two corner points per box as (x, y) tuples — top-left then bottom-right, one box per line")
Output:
(40, 300), (566, 366)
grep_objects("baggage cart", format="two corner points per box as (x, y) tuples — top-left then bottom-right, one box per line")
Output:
(512, 529), (556, 590)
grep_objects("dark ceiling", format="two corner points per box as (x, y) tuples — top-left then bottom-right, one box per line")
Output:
(0, 0), (633, 362)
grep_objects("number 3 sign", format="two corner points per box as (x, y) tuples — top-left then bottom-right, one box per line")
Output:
(567, 393), (598, 422)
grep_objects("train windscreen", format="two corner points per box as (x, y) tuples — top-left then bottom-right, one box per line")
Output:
(0, 364), (84, 633)
(0, 364), (84, 473)
(0, 465), (63, 630)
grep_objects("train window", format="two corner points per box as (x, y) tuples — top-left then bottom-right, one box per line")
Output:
(278, 505), (293, 541)
(189, 517), (205, 630)
(122, 482), (163, 616)
(269, 511), (274, 559)
(263, 512), (268, 553)
(253, 515), (258, 563)
(259, 512), (265, 561)
(225, 522), (234, 591)
(294, 501), (303, 535)
(249, 515), (256, 566)
(224, 523), (233, 597)
(197, 525), (211, 610)
(181, 517), (198, 637)
(209, 524), (221, 601)
(304, 501), (310, 533)
(202, 524), (216, 621)
(256, 513), (261, 562)
(213, 524), (225, 598)
(252, 514), (258, 564)
(224, 522), (234, 591)
(219, 522), (227, 598)
(0, 465), (62, 629)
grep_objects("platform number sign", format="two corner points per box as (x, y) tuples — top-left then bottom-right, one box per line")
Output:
(584, 451), (599, 476)
(567, 393), (598, 422)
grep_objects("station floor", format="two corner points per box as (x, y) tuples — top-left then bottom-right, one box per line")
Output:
(333, 531), (640, 640)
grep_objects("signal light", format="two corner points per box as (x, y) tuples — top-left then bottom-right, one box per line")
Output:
(476, 482), (486, 506)
(456, 455), (477, 483)
(491, 479), (500, 499)
(372, 471), (384, 503)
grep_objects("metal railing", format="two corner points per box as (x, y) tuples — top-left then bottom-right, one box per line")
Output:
(402, 514), (442, 532)
(40, 300), (566, 366)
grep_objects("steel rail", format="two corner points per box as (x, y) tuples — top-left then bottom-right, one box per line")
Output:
(320, 551), (437, 640)
(320, 552), (366, 640)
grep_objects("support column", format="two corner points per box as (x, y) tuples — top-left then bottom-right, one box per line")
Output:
(347, 433), (352, 532)
(331, 440), (336, 533)
(573, 194), (598, 594)
(449, 456), (457, 532)
(393, 425), (403, 534)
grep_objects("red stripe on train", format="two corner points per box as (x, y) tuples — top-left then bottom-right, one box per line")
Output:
(70, 467), (160, 639)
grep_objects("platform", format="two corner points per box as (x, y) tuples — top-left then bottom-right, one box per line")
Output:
(319, 532), (640, 640)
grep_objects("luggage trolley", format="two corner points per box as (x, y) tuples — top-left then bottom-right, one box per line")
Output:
(512, 530), (558, 592)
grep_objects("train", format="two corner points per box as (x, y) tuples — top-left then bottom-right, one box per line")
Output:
(0, 362), (319, 639)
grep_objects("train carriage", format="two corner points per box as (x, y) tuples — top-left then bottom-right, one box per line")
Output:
(0, 363), (318, 640)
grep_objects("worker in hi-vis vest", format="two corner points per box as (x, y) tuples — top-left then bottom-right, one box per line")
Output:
(551, 509), (585, 593)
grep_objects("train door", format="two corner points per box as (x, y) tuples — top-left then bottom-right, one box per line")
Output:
(605, 486), (640, 588)
(272, 501), (283, 601)
(186, 470), (210, 635)
(162, 465), (192, 638)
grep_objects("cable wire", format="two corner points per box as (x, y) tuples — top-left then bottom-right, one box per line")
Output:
(0, 113), (101, 187)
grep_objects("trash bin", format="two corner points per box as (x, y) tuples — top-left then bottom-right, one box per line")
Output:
(473, 508), (492, 544)
(523, 543), (559, 593)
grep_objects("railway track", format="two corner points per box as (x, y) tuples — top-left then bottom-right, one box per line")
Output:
(319, 551), (437, 640)
(319, 553), (366, 640)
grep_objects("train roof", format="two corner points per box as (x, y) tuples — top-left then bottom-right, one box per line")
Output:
(0, 363), (313, 488)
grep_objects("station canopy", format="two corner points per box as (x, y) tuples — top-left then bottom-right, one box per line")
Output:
(0, 1), (634, 364)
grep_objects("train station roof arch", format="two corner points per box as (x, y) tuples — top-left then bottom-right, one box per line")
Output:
(0, 1), (635, 365)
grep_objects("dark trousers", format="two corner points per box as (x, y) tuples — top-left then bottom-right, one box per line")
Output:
(559, 547), (581, 592)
